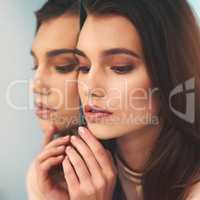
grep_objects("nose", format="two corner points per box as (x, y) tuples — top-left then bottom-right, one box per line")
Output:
(85, 67), (106, 99)
(31, 67), (51, 96)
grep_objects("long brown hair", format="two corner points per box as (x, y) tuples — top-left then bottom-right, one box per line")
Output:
(82, 0), (200, 199)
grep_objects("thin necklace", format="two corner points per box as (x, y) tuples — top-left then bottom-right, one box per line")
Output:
(115, 153), (143, 185)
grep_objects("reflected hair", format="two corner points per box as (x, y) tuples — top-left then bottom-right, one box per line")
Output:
(35, 0), (80, 32)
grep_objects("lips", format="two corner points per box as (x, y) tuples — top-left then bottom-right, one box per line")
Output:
(34, 102), (57, 120)
(84, 104), (113, 122)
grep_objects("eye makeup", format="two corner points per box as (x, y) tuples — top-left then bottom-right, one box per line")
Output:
(75, 51), (140, 75)
(31, 54), (79, 74)
(54, 62), (78, 73)
(110, 64), (134, 74)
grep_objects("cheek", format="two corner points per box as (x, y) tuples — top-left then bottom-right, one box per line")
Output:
(105, 79), (128, 110)
(107, 68), (160, 117)
(125, 70), (160, 118)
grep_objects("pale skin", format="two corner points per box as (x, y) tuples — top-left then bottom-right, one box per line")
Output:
(77, 14), (163, 173)
(27, 14), (117, 200)
(76, 14), (200, 199)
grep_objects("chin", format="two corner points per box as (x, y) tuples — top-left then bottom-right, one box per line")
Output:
(86, 121), (150, 140)
(52, 111), (80, 131)
(86, 122), (127, 140)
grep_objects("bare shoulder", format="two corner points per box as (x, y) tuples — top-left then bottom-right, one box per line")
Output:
(186, 182), (200, 200)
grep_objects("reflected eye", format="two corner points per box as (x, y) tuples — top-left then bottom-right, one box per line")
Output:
(55, 64), (77, 74)
(77, 66), (90, 74)
(31, 64), (77, 73)
(111, 65), (134, 74)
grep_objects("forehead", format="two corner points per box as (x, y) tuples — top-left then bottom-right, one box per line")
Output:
(32, 15), (79, 54)
(77, 15), (143, 55)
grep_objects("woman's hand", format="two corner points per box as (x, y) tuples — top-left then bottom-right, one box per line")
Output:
(35, 133), (70, 200)
(62, 127), (117, 200)
(27, 123), (57, 200)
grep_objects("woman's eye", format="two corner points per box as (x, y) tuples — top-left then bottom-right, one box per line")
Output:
(111, 65), (134, 74)
(55, 64), (77, 73)
(76, 66), (90, 74)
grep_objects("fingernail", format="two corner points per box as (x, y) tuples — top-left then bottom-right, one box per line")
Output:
(78, 126), (86, 135)
(66, 146), (72, 152)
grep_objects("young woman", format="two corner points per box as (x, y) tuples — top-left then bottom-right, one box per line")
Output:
(74, 0), (200, 199)
(26, 0), (81, 199)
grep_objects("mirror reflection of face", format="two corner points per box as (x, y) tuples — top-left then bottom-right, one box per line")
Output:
(77, 15), (161, 139)
(31, 14), (80, 131)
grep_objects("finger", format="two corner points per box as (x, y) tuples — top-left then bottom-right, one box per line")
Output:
(39, 155), (64, 177)
(44, 135), (70, 150)
(62, 156), (79, 192)
(37, 145), (66, 163)
(78, 127), (112, 170)
(65, 146), (91, 183)
(70, 135), (104, 180)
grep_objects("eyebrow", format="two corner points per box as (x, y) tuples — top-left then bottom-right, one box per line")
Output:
(30, 48), (76, 58)
(102, 48), (141, 59)
(74, 48), (141, 59)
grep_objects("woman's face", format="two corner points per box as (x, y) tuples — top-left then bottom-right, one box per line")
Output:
(77, 15), (161, 139)
(31, 14), (80, 130)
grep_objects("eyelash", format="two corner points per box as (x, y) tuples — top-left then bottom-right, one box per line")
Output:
(54, 64), (77, 73)
(77, 65), (134, 74)
(31, 64), (77, 74)
(111, 65), (134, 74)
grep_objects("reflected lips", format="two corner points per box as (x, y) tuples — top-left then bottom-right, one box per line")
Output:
(84, 104), (113, 121)
(35, 102), (56, 120)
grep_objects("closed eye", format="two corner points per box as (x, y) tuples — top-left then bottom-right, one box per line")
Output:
(76, 65), (134, 74)
(110, 65), (134, 74)
(31, 64), (78, 73)
(54, 64), (78, 73)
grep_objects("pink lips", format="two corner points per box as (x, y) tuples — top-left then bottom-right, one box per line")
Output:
(84, 104), (113, 122)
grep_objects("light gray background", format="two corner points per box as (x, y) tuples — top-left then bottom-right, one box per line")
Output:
(0, 1), (199, 200)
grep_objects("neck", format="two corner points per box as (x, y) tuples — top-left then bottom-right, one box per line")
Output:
(116, 119), (164, 173)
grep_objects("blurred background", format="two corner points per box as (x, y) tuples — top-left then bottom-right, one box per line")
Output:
(0, 0), (199, 199)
